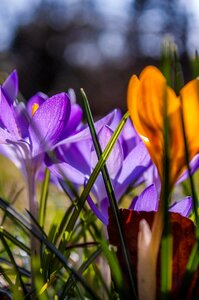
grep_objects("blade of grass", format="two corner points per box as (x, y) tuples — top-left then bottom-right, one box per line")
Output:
(39, 168), (50, 228)
(0, 235), (28, 296)
(0, 258), (30, 277)
(59, 247), (102, 299)
(0, 227), (30, 254)
(0, 197), (101, 299)
(81, 88), (137, 298)
(179, 240), (199, 298)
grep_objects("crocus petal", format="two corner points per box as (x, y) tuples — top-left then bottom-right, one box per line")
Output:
(61, 103), (83, 138)
(129, 184), (158, 211)
(47, 161), (86, 185)
(180, 78), (199, 156)
(127, 66), (191, 189)
(91, 125), (123, 179)
(55, 109), (120, 146)
(116, 141), (151, 198)
(87, 193), (108, 225)
(27, 92), (48, 116)
(14, 102), (30, 138)
(2, 70), (18, 104)
(169, 197), (192, 217)
(120, 117), (141, 157)
(0, 88), (20, 137)
(29, 93), (71, 156)
(0, 127), (17, 143)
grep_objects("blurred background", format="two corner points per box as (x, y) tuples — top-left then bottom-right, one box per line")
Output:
(0, 0), (199, 116)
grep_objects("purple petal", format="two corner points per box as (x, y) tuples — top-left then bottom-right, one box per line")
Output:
(57, 141), (91, 175)
(55, 109), (120, 146)
(87, 192), (108, 225)
(47, 160), (86, 185)
(60, 103), (83, 138)
(29, 93), (71, 156)
(116, 142), (151, 198)
(14, 102), (30, 138)
(169, 197), (192, 217)
(27, 92), (48, 116)
(2, 70), (18, 104)
(108, 109), (122, 130)
(0, 127), (17, 143)
(91, 125), (123, 179)
(129, 184), (158, 211)
(120, 118), (141, 157)
(92, 175), (107, 203)
(0, 88), (20, 137)
(144, 164), (161, 195)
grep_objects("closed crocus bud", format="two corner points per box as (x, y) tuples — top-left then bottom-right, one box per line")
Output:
(127, 66), (199, 191)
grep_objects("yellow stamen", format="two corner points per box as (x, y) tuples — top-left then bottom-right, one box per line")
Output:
(32, 103), (39, 116)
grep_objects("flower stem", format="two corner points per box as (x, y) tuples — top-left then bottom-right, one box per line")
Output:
(27, 168), (40, 292)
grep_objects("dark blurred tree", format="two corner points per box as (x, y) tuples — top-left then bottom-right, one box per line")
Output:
(8, 0), (191, 115)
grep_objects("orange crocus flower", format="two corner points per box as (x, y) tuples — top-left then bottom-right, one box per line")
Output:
(127, 66), (199, 190)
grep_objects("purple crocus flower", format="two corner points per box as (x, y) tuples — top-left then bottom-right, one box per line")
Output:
(0, 71), (82, 220)
(47, 111), (152, 225)
(129, 183), (192, 218)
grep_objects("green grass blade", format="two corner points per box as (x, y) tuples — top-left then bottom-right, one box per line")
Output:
(0, 198), (101, 299)
(39, 168), (50, 228)
(59, 247), (102, 299)
(0, 227), (30, 254)
(179, 240), (199, 298)
(81, 88), (137, 298)
(0, 235), (28, 296)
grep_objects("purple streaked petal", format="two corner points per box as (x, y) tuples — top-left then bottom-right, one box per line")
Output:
(55, 109), (120, 146)
(116, 142), (151, 198)
(27, 92), (48, 116)
(92, 175), (107, 203)
(0, 128), (17, 143)
(29, 93), (71, 156)
(0, 88), (20, 137)
(120, 118), (141, 157)
(14, 102), (30, 138)
(87, 192), (108, 225)
(91, 125), (123, 179)
(2, 70), (18, 104)
(108, 109), (122, 130)
(129, 184), (158, 211)
(61, 104), (83, 138)
(47, 161), (86, 185)
(144, 164), (161, 195)
(57, 141), (91, 175)
(169, 197), (192, 217)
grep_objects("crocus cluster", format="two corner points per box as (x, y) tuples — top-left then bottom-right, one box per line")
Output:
(0, 68), (198, 299)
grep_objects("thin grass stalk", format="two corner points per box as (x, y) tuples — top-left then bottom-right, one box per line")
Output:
(160, 88), (172, 299)
(59, 247), (102, 299)
(39, 168), (50, 228)
(0, 198), (101, 299)
(0, 235), (28, 296)
(81, 88), (137, 298)
(0, 227), (30, 254)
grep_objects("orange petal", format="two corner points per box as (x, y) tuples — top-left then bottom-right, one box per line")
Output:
(180, 78), (199, 157)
